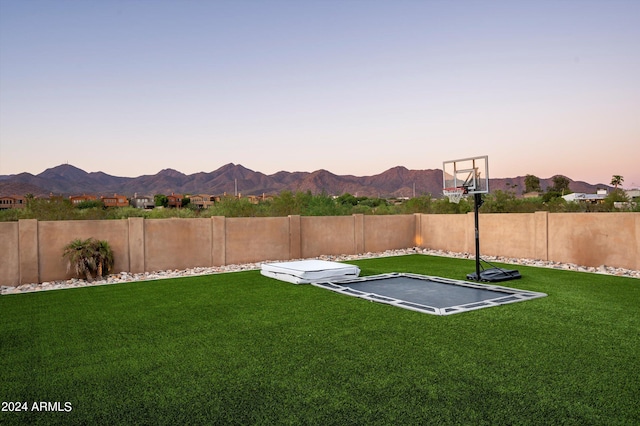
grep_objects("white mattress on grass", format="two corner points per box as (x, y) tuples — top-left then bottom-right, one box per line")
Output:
(260, 260), (360, 284)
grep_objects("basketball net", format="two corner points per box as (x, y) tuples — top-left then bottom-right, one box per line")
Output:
(443, 187), (465, 204)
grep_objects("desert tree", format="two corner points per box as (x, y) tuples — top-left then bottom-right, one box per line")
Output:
(154, 194), (169, 208)
(610, 175), (624, 189)
(550, 175), (571, 194)
(524, 174), (542, 193)
(542, 175), (571, 202)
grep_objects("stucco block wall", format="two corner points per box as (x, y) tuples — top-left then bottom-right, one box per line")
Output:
(37, 220), (130, 282)
(419, 214), (468, 253)
(225, 216), (290, 264)
(19, 219), (39, 284)
(2, 213), (638, 287)
(144, 218), (213, 272)
(479, 213), (539, 259)
(211, 216), (226, 266)
(300, 216), (358, 258)
(547, 213), (639, 270)
(0, 222), (19, 285)
(419, 212), (639, 271)
(128, 217), (145, 273)
(363, 215), (416, 253)
(534, 211), (549, 261)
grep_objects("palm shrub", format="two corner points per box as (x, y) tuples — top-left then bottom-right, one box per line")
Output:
(92, 239), (114, 279)
(62, 238), (114, 281)
(62, 238), (96, 281)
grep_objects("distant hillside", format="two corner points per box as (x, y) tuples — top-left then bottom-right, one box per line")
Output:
(0, 182), (51, 198)
(489, 176), (609, 196)
(0, 163), (612, 198)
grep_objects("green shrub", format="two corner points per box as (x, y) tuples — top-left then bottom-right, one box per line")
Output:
(62, 238), (114, 281)
(75, 200), (104, 209)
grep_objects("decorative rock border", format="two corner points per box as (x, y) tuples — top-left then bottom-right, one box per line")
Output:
(2, 248), (638, 295)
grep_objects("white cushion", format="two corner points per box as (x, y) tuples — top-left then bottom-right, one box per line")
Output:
(261, 260), (360, 284)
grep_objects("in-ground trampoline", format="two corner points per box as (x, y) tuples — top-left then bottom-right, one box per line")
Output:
(312, 272), (547, 316)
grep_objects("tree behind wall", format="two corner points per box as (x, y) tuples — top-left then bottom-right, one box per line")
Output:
(550, 175), (571, 194)
(610, 175), (624, 189)
(154, 194), (169, 208)
(542, 175), (572, 202)
(524, 174), (542, 193)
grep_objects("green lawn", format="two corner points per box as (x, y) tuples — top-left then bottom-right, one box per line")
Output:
(1, 255), (638, 425)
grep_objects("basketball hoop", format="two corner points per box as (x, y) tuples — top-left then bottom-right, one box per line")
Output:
(443, 187), (465, 204)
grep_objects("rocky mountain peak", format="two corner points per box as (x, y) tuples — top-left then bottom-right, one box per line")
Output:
(0, 163), (612, 198)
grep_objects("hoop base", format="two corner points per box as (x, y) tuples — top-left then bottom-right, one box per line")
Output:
(467, 267), (522, 282)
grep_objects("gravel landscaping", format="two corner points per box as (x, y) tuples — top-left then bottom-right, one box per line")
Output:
(2, 247), (638, 295)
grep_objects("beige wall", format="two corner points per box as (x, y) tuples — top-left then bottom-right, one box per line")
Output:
(0, 222), (19, 285)
(144, 218), (213, 272)
(419, 214), (469, 253)
(363, 215), (416, 253)
(225, 216), (291, 264)
(479, 213), (541, 259)
(2, 212), (638, 287)
(37, 220), (130, 282)
(418, 212), (639, 270)
(547, 213), (639, 270)
(300, 215), (359, 258)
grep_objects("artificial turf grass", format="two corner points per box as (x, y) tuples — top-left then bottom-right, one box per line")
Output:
(1, 254), (639, 425)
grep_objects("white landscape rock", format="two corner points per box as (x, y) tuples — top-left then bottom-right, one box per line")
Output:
(2, 248), (638, 295)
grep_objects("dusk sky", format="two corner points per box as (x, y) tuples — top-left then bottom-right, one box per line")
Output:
(1, 0), (638, 188)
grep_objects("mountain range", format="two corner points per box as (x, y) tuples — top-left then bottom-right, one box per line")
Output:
(0, 163), (611, 199)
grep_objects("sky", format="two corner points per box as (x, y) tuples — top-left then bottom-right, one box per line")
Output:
(1, 0), (638, 188)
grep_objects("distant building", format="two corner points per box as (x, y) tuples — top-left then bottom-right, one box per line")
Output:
(562, 189), (607, 204)
(625, 189), (640, 200)
(167, 193), (183, 208)
(101, 194), (129, 208)
(131, 194), (155, 209)
(69, 194), (97, 205)
(48, 194), (65, 203)
(0, 195), (26, 210)
(189, 194), (217, 209)
(613, 189), (640, 210)
(246, 194), (273, 204)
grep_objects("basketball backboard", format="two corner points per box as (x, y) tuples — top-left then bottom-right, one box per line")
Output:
(443, 155), (489, 195)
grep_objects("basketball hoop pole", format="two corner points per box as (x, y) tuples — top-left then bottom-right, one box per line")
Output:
(444, 155), (522, 282)
(473, 193), (482, 281)
(467, 187), (521, 282)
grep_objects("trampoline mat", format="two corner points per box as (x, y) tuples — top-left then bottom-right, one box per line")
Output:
(312, 273), (546, 315)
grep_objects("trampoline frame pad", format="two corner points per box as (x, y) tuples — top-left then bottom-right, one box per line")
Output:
(312, 272), (547, 315)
